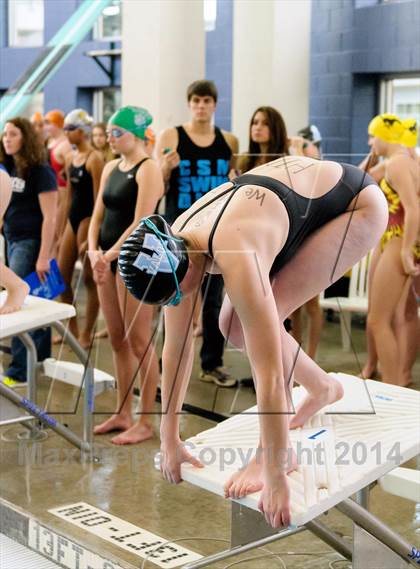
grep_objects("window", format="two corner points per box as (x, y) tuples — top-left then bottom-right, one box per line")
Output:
(25, 92), (44, 119)
(380, 77), (420, 128)
(204, 0), (217, 32)
(8, 0), (44, 47)
(94, 0), (121, 40)
(354, 0), (378, 8)
(93, 87), (121, 122)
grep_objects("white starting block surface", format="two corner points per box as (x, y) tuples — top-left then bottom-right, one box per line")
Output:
(379, 467), (420, 502)
(43, 358), (115, 396)
(0, 293), (75, 340)
(180, 374), (420, 527)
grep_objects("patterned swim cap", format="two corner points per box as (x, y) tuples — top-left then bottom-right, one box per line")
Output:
(64, 109), (94, 133)
(368, 114), (405, 144)
(401, 118), (418, 148)
(108, 106), (152, 140)
(119, 215), (189, 306)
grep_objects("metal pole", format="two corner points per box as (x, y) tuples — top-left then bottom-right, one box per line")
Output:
(337, 498), (419, 567)
(19, 331), (42, 438)
(52, 321), (89, 366)
(52, 321), (94, 460)
(0, 382), (90, 452)
(20, 332), (37, 404)
(183, 526), (306, 569)
(306, 519), (352, 561)
(354, 485), (370, 509)
(82, 365), (94, 461)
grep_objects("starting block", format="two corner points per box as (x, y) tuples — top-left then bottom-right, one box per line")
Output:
(163, 374), (420, 568)
(43, 358), (115, 397)
(0, 294), (95, 456)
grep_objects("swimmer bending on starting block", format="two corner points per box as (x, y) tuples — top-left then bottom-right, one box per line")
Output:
(118, 155), (389, 529)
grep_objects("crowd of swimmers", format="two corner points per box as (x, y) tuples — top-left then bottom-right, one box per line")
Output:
(0, 80), (419, 449)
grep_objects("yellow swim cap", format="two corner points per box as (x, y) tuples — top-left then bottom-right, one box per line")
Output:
(401, 118), (418, 148)
(368, 113), (405, 144)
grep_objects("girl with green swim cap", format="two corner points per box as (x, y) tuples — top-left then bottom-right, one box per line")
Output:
(108, 105), (153, 140)
(88, 106), (164, 445)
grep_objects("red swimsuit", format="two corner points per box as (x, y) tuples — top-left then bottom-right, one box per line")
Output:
(49, 143), (67, 188)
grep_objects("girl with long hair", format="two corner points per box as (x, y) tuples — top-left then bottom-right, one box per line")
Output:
(239, 106), (289, 173)
(92, 122), (116, 163)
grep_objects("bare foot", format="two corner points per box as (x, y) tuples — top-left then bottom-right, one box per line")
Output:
(52, 332), (74, 345)
(224, 446), (298, 499)
(94, 328), (108, 339)
(290, 375), (344, 429)
(111, 422), (154, 445)
(0, 282), (29, 315)
(94, 415), (133, 435)
(53, 321), (79, 344)
(358, 365), (380, 380)
(398, 373), (414, 388)
(78, 332), (93, 350)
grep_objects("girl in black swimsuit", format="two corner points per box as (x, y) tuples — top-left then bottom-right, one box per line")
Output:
(118, 155), (388, 529)
(88, 106), (164, 445)
(57, 109), (103, 348)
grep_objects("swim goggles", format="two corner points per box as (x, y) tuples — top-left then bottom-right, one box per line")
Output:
(106, 127), (128, 139)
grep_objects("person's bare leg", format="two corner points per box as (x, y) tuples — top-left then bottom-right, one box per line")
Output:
(79, 267), (99, 349)
(94, 271), (136, 434)
(305, 296), (323, 360)
(111, 276), (159, 445)
(221, 185), (388, 497)
(57, 222), (79, 339)
(361, 245), (381, 379)
(360, 323), (379, 379)
(55, 187), (67, 255)
(193, 292), (203, 337)
(271, 188), (387, 425)
(222, 186), (387, 409)
(94, 327), (108, 339)
(0, 263), (29, 314)
(368, 238), (409, 385)
(395, 285), (418, 387)
(290, 307), (303, 345)
(76, 219), (100, 349)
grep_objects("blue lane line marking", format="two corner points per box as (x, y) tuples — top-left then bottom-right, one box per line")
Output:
(375, 394), (393, 401)
(308, 429), (327, 440)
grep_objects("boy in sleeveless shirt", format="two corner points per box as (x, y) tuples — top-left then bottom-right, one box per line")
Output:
(157, 80), (239, 387)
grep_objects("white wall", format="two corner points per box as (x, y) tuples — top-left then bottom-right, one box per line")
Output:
(232, 0), (311, 150)
(122, 0), (205, 133)
(122, 0), (310, 144)
(273, 0), (311, 136)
